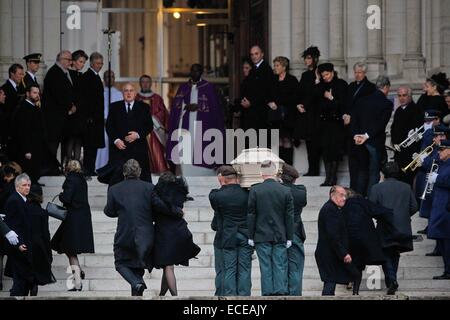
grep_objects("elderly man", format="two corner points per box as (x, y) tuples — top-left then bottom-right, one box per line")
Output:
(42, 50), (76, 174)
(104, 159), (175, 296)
(344, 62), (377, 189)
(247, 160), (294, 296)
(79, 52), (105, 177)
(106, 83), (153, 186)
(391, 86), (424, 186)
(351, 76), (394, 196)
(315, 185), (358, 296)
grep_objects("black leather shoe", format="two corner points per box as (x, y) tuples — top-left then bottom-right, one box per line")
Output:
(30, 285), (38, 296)
(386, 281), (399, 295)
(426, 252), (442, 257)
(0, 282), (3, 291)
(81, 270), (85, 280)
(68, 283), (83, 292)
(433, 273), (450, 280)
(132, 283), (146, 296)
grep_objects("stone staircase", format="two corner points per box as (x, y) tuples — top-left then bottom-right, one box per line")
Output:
(1, 175), (449, 298)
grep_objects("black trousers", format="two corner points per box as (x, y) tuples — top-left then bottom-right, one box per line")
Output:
(306, 139), (321, 175)
(116, 266), (145, 288)
(322, 282), (336, 296)
(83, 146), (98, 176)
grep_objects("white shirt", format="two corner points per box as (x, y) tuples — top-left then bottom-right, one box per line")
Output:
(90, 67), (99, 76)
(114, 101), (139, 145)
(8, 79), (17, 91)
(17, 192), (27, 202)
(255, 59), (264, 69)
(27, 71), (37, 82)
(25, 99), (35, 107)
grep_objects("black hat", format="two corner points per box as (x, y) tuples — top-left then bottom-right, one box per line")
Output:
(302, 46), (321, 59)
(282, 164), (299, 179)
(424, 110), (441, 121)
(318, 63), (334, 73)
(23, 53), (43, 63)
(30, 184), (43, 197)
(438, 140), (450, 150)
(433, 125), (450, 136)
(217, 165), (237, 177)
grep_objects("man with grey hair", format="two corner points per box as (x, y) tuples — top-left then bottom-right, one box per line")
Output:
(104, 159), (172, 296)
(80, 52), (105, 177)
(391, 86), (424, 186)
(247, 160), (294, 296)
(3, 174), (34, 296)
(344, 62), (377, 190)
(42, 50), (76, 174)
(351, 75), (394, 196)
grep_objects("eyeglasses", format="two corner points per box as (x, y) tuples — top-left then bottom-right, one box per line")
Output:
(61, 57), (73, 61)
(397, 94), (409, 97)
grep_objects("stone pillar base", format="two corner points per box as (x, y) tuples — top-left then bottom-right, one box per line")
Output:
(402, 55), (426, 81)
(366, 57), (386, 79)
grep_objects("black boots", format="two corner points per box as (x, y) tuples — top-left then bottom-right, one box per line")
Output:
(321, 161), (338, 187)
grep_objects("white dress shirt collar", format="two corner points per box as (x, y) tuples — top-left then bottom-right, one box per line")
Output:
(255, 59), (264, 69)
(17, 192), (27, 202)
(8, 79), (18, 90)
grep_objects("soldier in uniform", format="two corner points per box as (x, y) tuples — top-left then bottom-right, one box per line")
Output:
(248, 160), (294, 296)
(280, 164), (307, 296)
(209, 165), (253, 296)
(23, 53), (42, 88)
(426, 140), (450, 280)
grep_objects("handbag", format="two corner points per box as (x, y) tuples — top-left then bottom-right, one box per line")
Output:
(46, 195), (68, 221)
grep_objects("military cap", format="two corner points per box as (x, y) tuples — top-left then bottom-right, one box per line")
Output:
(424, 110), (441, 121)
(318, 63), (334, 73)
(23, 53), (43, 63)
(438, 140), (450, 150)
(433, 125), (450, 136)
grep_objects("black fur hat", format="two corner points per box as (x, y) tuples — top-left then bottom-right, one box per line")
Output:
(302, 46), (321, 59)
(430, 72), (450, 94)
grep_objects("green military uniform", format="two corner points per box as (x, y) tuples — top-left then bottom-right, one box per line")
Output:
(248, 179), (294, 296)
(209, 184), (253, 296)
(211, 214), (224, 296)
(0, 218), (11, 237)
(283, 183), (307, 296)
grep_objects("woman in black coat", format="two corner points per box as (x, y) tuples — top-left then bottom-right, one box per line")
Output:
(51, 160), (94, 291)
(316, 63), (348, 187)
(416, 74), (449, 119)
(152, 172), (201, 296)
(341, 189), (392, 295)
(267, 56), (299, 165)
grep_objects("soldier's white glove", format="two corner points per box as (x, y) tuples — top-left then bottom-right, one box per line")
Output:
(248, 239), (255, 247)
(286, 240), (292, 249)
(428, 172), (438, 184)
(5, 231), (19, 246)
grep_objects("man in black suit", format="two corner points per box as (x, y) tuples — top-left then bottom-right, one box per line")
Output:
(240, 46), (275, 146)
(352, 75), (394, 196)
(106, 83), (153, 185)
(391, 86), (424, 186)
(3, 174), (34, 296)
(12, 85), (45, 184)
(23, 53), (42, 88)
(42, 51), (75, 174)
(0, 88), (6, 153)
(344, 62), (377, 189)
(79, 52), (105, 177)
(1, 64), (26, 158)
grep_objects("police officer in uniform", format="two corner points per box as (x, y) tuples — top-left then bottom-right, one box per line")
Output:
(248, 160), (294, 296)
(426, 140), (450, 280)
(280, 164), (307, 296)
(209, 166), (253, 296)
(23, 54), (42, 88)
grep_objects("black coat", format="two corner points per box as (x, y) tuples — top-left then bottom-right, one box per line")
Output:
(104, 178), (172, 270)
(42, 64), (75, 143)
(152, 178), (201, 268)
(0, 180), (15, 211)
(315, 201), (359, 284)
(351, 90), (393, 152)
(51, 172), (95, 255)
(341, 197), (389, 268)
(345, 78), (377, 116)
(79, 69), (105, 148)
(416, 94), (449, 119)
(295, 69), (320, 140)
(64, 70), (85, 137)
(106, 100), (153, 179)
(1, 81), (25, 148)
(23, 73), (39, 89)
(209, 184), (249, 249)
(240, 60), (275, 130)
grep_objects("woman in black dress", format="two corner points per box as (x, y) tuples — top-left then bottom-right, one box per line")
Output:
(51, 160), (94, 291)
(316, 63), (348, 187)
(267, 56), (299, 165)
(416, 73), (450, 119)
(152, 172), (201, 296)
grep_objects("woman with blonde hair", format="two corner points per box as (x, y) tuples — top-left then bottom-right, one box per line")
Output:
(51, 160), (94, 291)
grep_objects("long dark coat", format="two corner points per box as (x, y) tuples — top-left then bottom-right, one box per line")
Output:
(428, 160), (450, 240)
(342, 197), (389, 268)
(79, 68), (105, 148)
(315, 200), (359, 284)
(294, 69), (320, 140)
(369, 178), (419, 253)
(42, 64), (75, 143)
(51, 172), (95, 255)
(152, 177), (201, 268)
(64, 70), (85, 138)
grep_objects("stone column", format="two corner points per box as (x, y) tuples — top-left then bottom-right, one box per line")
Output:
(0, 0), (13, 81)
(402, 0), (426, 81)
(307, 0), (329, 60)
(346, 0), (368, 79)
(366, 0), (386, 78)
(270, 0), (292, 60)
(329, 0), (346, 77)
(440, 0), (450, 73)
(42, 0), (60, 70)
(385, 0), (405, 77)
(290, 0), (306, 78)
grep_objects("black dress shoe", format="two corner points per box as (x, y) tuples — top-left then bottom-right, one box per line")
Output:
(132, 283), (146, 296)
(433, 273), (450, 280)
(68, 283), (83, 292)
(386, 281), (399, 295)
(81, 270), (85, 280)
(304, 172), (319, 177)
(426, 251), (442, 257)
(0, 282), (3, 291)
(30, 285), (38, 296)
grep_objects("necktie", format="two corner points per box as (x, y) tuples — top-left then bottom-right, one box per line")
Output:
(127, 103), (131, 114)
(66, 72), (73, 85)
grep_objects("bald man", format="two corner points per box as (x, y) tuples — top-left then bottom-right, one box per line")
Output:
(106, 83), (153, 186)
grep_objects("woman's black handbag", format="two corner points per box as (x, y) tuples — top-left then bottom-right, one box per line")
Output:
(46, 195), (67, 221)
